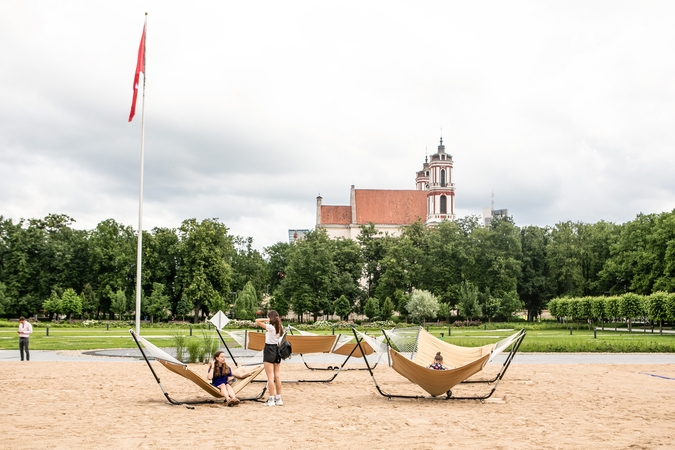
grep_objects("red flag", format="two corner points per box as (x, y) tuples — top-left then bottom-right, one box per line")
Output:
(128, 23), (146, 122)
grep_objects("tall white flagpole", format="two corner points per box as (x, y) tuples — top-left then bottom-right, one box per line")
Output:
(135, 12), (148, 335)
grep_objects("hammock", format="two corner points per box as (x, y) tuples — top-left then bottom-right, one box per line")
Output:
(130, 330), (266, 405)
(216, 328), (347, 383)
(353, 327), (526, 401)
(285, 326), (385, 371)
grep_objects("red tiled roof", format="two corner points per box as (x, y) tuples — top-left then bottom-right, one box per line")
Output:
(321, 205), (352, 225)
(356, 190), (426, 225)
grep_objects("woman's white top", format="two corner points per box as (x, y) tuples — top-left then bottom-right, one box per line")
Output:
(265, 324), (282, 345)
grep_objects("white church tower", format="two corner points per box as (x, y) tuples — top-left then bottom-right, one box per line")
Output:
(416, 137), (455, 224)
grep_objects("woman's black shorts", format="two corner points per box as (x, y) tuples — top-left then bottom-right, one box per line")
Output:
(263, 343), (281, 364)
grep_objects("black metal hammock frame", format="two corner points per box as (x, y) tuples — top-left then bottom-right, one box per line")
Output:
(131, 330), (266, 405)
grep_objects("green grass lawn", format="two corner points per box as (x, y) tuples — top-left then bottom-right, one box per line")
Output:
(1, 325), (674, 352)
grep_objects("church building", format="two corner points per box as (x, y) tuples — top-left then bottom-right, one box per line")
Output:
(316, 137), (455, 239)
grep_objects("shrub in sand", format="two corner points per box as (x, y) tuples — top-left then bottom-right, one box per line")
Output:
(186, 338), (202, 363)
(172, 333), (187, 362)
(200, 331), (218, 363)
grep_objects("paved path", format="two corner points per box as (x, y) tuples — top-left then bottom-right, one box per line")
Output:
(2, 349), (675, 364)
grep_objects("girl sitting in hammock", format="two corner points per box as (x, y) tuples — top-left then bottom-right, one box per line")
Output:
(428, 352), (448, 370)
(207, 350), (240, 406)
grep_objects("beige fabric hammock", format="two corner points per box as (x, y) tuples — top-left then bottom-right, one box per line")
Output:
(389, 349), (490, 397)
(245, 330), (339, 354)
(157, 360), (264, 398)
(383, 327), (494, 397)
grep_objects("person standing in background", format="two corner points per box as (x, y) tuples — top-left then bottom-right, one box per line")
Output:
(18, 316), (33, 361)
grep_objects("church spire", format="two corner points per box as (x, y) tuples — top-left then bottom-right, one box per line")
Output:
(437, 136), (445, 154)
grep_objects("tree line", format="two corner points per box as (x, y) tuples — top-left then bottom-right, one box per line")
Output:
(1, 209), (674, 323)
(548, 293), (675, 333)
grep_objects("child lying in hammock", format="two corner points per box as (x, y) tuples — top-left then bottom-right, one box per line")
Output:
(428, 352), (448, 370)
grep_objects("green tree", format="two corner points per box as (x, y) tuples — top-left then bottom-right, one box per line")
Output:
(0, 217), (49, 316)
(437, 302), (450, 323)
(546, 222), (586, 297)
(376, 221), (428, 301)
(556, 298), (571, 323)
(590, 297), (606, 329)
(42, 291), (63, 320)
(80, 283), (99, 320)
(645, 292), (669, 334)
(357, 223), (392, 299)
(465, 217), (522, 303)
(143, 227), (179, 314)
(175, 218), (233, 323)
(331, 237), (364, 312)
(176, 295), (193, 321)
(497, 290), (524, 321)
(0, 282), (9, 316)
(406, 289), (439, 324)
(425, 220), (469, 309)
(666, 293), (675, 322)
(89, 219), (137, 319)
(146, 282), (170, 323)
(547, 298), (559, 320)
(282, 229), (335, 321)
(457, 281), (481, 320)
(110, 289), (128, 320)
(264, 242), (290, 295)
(364, 297), (380, 321)
(334, 295), (351, 320)
(604, 296), (621, 330)
(61, 288), (83, 321)
(518, 225), (555, 320)
(599, 213), (660, 295)
(234, 281), (258, 320)
(576, 297), (593, 330)
(269, 288), (290, 318)
(480, 288), (499, 323)
(619, 293), (643, 332)
(231, 237), (268, 303)
(380, 297), (394, 321)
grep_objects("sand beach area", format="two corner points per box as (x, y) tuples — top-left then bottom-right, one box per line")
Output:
(2, 358), (674, 449)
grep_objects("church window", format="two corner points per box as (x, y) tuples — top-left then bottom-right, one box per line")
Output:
(440, 169), (446, 187)
(440, 195), (447, 214)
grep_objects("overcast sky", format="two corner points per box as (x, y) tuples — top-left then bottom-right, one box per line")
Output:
(2, 1), (674, 251)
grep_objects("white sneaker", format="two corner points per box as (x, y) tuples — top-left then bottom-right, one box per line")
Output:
(263, 397), (276, 407)
(275, 397), (283, 406)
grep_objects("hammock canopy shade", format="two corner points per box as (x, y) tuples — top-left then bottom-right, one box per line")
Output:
(131, 330), (266, 405)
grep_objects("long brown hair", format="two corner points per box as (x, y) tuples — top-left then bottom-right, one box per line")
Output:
(268, 310), (283, 336)
(212, 350), (230, 377)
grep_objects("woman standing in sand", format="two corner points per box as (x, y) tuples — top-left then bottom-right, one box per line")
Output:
(207, 351), (240, 406)
(255, 310), (284, 406)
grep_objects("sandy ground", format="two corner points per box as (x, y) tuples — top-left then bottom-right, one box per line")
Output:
(2, 359), (674, 449)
